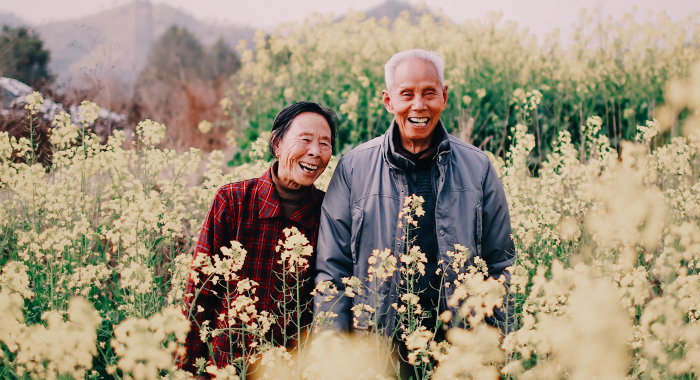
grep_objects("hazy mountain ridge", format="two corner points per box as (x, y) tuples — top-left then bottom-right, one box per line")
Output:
(2, 1), (418, 88)
(26, 2), (256, 87)
(0, 12), (26, 29)
(363, 0), (421, 21)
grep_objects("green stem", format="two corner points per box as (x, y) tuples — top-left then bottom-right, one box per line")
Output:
(295, 266), (301, 380)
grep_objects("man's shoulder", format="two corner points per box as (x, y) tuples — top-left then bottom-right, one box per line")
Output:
(329, 136), (385, 190)
(342, 136), (383, 160)
(446, 135), (490, 166)
(336, 136), (384, 171)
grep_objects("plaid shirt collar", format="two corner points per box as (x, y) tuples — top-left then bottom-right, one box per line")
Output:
(255, 166), (323, 228)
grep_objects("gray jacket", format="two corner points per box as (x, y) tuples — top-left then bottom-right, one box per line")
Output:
(313, 121), (515, 335)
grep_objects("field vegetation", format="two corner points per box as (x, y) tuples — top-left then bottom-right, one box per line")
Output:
(1, 7), (700, 380)
(229, 8), (700, 162)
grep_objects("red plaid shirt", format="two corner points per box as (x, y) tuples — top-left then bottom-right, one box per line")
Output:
(179, 167), (324, 374)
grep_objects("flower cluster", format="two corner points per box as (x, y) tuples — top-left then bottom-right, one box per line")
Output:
(135, 119), (166, 147)
(109, 307), (188, 380)
(367, 248), (397, 282)
(77, 100), (100, 126)
(0, 261), (33, 299)
(23, 91), (44, 116)
(276, 226), (313, 273)
(198, 120), (213, 134)
(16, 298), (102, 380)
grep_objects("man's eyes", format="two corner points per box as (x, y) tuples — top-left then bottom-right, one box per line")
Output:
(400, 91), (437, 97)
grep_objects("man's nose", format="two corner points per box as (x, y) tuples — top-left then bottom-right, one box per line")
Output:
(411, 95), (426, 110)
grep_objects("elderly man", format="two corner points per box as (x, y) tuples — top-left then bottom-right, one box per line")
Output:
(314, 49), (514, 338)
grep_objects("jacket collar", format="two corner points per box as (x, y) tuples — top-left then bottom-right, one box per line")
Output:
(383, 119), (451, 170)
(255, 166), (323, 229)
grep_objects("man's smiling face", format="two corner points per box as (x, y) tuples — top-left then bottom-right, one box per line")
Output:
(382, 58), (448, 152)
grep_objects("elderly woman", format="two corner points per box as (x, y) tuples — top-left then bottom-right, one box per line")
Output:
(180, 102), (337, 375)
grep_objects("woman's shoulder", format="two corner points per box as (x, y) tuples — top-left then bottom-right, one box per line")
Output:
(213, 176), (263, 203)
(310, 186), (325, 203)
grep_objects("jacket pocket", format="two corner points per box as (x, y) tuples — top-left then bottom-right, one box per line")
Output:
(350, 206), (364, 265)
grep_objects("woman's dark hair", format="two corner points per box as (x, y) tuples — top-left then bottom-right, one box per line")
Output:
(269, 102), (338, 155)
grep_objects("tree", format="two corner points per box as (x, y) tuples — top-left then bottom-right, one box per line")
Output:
(205, 37), (240, 80)
(135, 25), (240, 151)
(0, 26), (52, 86)
(143, 25), (205, 82)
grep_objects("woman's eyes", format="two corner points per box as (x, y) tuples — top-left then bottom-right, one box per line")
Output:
(299, 138), (331, 148)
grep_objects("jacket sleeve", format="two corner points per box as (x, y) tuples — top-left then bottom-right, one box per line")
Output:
(480, 158), (515, 277)
(480, 158), (516, 332)
(313, 157), (354, 332)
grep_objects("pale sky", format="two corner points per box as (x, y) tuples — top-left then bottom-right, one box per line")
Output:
(1, 0), (699, 38)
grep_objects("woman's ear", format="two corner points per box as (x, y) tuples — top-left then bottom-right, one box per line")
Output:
(272, 138), (279, 158)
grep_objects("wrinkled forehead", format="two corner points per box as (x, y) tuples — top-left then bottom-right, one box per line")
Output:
(392, 58), (442, 89)
(287, 112), (332, 138)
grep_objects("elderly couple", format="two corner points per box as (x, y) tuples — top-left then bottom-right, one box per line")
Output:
(181, 49), (514, 376)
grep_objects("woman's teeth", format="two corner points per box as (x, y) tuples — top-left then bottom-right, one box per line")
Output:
(408, 117), (429, 127)
(299, 162), (318, 172)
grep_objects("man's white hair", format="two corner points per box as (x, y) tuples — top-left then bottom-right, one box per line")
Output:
(384, 49), (445, 90)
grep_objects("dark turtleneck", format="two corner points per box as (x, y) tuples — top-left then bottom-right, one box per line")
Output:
(271, 161), (311, 218)
(392, 126), (441, 172)
(389, 123), (447, 313)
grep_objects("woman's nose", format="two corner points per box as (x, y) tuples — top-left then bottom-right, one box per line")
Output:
(307, 141), (321, 156)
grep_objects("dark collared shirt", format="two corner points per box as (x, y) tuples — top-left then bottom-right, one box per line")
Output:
(180, 167), (324, 373)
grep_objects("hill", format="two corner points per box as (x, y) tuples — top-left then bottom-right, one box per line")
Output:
(32, 2), (255, 88)
(0, 12), (27, 29)
(336, 0), (434, 24)
(7, 0), (423, 89)
(364, 0), (420, 21)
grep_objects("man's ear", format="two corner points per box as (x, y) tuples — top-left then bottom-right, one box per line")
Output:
(441, 85), (449, 110)
(382, 89), (394, 114)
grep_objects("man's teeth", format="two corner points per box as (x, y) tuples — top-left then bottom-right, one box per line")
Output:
(408, 117), (429, 126)
(299, 162), (318, 172)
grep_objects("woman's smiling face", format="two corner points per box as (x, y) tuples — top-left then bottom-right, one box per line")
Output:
(274, 112), (333, 188)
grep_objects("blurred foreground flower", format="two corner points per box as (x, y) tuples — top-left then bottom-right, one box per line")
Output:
(16, 298), (101, 380)
(198, 120), (213, 134)
(110, 307), (189, 380)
